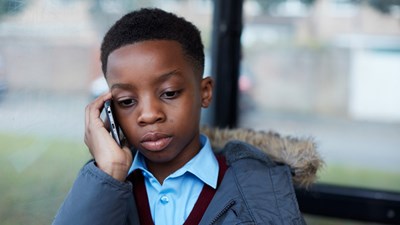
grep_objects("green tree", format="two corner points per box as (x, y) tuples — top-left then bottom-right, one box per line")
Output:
(256, 0), (400, 16)
(0, 0), (27, 18)
(256, 0), (316, 14)
(365, 0), (400, 14)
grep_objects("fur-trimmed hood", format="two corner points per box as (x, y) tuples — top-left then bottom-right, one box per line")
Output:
(201, 126), (323, 188)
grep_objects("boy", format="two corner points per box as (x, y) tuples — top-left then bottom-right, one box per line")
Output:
(53, 8), (316, 225)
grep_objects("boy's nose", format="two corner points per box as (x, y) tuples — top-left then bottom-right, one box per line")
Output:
(137, 100), (166, 126)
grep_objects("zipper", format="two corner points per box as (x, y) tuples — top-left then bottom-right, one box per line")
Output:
(208, 200), (236, 225)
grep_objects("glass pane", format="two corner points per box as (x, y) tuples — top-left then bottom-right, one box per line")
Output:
(0, 1), (213, 224)
(240, 0), (400, 192)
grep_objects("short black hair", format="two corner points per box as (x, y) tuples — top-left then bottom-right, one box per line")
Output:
(100, 8), (204, 77)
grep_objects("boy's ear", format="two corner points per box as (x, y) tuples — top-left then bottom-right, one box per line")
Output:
(200, 77), (213, 108)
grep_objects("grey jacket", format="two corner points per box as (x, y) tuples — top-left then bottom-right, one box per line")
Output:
(53, 128), (322, 225)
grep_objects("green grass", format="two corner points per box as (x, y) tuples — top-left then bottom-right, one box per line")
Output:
(318, 163), (400, 192)
(0, 132), (90, 225)
(0, 132), (399, 225)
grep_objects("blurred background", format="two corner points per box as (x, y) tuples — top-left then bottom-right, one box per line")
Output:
(0, 0), (399, 224)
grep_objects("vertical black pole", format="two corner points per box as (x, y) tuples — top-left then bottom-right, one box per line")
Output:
(210, 0), (243, 128)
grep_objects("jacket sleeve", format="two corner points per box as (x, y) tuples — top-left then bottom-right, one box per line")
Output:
(52, 161), (134, 225)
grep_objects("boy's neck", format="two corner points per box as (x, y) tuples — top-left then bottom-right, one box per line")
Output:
(145, 144), (201, 185)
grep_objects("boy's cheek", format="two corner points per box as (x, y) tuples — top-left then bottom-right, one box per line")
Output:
(119, 122), (138, 144)
(124, 133), (139, 149)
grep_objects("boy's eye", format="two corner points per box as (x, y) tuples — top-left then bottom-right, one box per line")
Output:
(161, 90), (180, 99)
(117, 99), (136, 107)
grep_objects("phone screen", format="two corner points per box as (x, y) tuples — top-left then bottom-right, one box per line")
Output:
(104, 100), (121, 146)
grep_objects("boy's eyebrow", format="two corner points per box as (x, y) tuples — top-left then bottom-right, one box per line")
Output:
(110, 69), (181, 90)
(155, 69), (181, 83)
(110, 83), (134, 90)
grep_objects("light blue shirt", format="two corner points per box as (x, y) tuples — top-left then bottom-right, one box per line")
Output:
(129, 134), (219, 225)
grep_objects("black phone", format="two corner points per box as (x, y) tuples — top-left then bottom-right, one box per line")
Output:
(104, 100), (121, 146)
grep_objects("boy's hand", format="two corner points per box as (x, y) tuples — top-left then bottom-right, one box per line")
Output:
(84, 92), (133, 182)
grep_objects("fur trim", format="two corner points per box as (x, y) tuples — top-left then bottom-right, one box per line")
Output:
(201, 126), (323, 188)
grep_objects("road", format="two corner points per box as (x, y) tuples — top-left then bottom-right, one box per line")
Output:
(240, 109), (400, 172)
(0, 89), (88, 140)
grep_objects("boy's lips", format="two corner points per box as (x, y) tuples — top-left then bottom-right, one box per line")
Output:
(140, 132), (172, 151)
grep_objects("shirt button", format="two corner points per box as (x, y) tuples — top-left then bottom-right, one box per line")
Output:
(160, 195), (169, 204)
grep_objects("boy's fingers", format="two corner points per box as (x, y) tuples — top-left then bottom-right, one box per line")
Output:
(85, 103), (89, 128)
(84, 92), (112, 147)
(86, 92), (112, 125)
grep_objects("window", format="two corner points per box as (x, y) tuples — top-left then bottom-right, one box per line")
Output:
(240, 0), (400, 223)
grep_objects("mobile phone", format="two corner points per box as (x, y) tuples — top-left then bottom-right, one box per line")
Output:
(104, 100), (121, 146)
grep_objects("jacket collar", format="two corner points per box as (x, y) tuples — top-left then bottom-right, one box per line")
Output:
(201, 126), (323, 188)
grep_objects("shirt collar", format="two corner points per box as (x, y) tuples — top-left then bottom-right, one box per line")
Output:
(129, 134), (219, 189)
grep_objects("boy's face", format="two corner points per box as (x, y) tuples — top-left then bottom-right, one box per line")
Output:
(106, 40), (212, 169)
